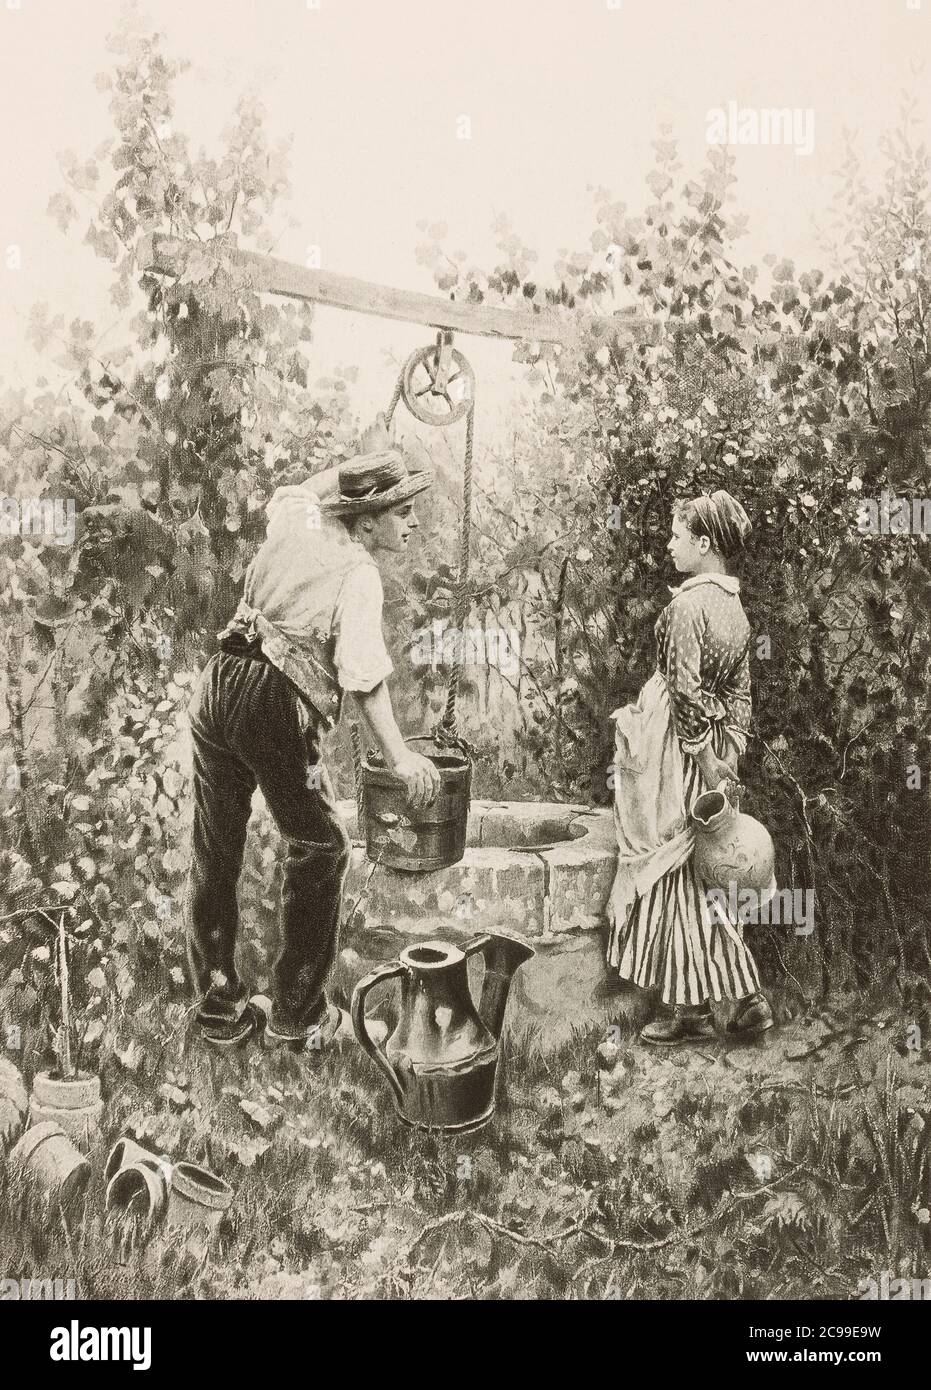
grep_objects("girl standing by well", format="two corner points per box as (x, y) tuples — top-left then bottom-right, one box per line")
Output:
(606, 491), (773, 1045)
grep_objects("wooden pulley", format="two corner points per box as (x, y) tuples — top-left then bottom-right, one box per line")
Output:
(400, 330), (475, 426)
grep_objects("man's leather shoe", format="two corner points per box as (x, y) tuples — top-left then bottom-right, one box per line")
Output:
(196, 1000), (266, 1051)
(265, 1002), (349, 1053)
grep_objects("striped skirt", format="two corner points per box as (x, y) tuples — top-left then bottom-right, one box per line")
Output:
(607, 716), (761, 1008)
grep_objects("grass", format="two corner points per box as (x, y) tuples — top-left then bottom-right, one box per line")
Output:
(0, 988), (929, 1300)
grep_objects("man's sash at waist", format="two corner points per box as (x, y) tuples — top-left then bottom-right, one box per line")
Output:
(217, 602), (343, 729)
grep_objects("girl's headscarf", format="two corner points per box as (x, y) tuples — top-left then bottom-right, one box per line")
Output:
(684, 490), (752, 560)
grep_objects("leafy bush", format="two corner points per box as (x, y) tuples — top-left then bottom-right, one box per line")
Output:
(414, 109), (931, 989)
(0, 18), (928, 1037)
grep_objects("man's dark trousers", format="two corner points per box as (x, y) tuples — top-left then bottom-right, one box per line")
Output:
(185, 649), (351, 1037)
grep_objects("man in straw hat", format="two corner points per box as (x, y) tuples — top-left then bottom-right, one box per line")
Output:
(184, 427), (441, 1050)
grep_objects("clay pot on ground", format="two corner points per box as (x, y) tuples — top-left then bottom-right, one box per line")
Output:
(29, 1071), (103, 1151)
(0, 1056), (29, 1151)
(167, 1163), (232, 1244)
(8, 1120), (91, 1214)
(105, 1161), (170, 1236)
(104, 1137), (163, 1184)
(104, 1137), (172, 1239)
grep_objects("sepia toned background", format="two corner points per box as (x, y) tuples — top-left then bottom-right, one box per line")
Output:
(1, 0), (928, 436)
(1, 0), (931, 1310)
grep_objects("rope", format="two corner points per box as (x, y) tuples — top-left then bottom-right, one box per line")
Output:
(350, 720), (366, 830)
(383, 369), (406, 432)
(380, 347), (476, 748)
(439, 404), (474, 740)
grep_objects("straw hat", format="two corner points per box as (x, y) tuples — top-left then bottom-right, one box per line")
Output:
(320, 449), (433, 517)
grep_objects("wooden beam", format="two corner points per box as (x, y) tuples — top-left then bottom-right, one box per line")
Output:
(138, 233), (659, 347)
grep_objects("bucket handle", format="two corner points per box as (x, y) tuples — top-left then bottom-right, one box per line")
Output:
(350, 962), (405, 1104)
(363, 731), (473, 773)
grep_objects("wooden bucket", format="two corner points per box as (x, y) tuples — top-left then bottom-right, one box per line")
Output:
(361, 736), (471, 872)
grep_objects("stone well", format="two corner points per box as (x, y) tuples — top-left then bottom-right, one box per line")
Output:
(337, 799), (624, 1043)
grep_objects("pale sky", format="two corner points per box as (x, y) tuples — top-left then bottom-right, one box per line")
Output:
(1, 0), (928, 445)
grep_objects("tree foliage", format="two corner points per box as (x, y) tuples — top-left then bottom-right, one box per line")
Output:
(0, 15), (357, 1060)
(416, 110), (931, 990)
(0, 11), (928, 1065)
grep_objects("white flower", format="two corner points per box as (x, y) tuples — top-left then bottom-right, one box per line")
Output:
(847, 477), (862, 492)
(154, 374), (172, 403)
(799, 493), (816, 509)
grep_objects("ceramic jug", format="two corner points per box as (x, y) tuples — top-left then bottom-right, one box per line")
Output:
(690, 784), (775, 894)
(351, 932), (533, 1132)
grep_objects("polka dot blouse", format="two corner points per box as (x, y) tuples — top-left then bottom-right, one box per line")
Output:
(654, 573), (752, 756)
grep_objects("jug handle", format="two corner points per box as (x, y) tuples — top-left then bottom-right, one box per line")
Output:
(350, 963), (405, 1104)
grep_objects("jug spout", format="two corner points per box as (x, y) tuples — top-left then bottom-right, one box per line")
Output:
(690, 786), (733, 832)
(690, 782), (775, 896)
(465, 933), (534, 1039)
